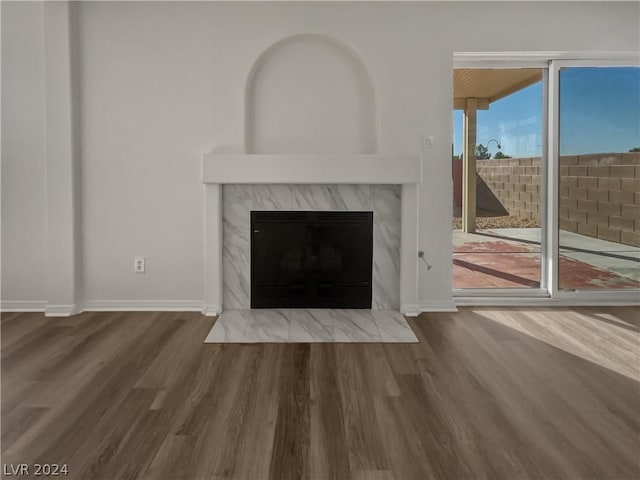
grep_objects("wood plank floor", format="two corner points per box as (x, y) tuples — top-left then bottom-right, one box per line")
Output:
(2, 307), (639, 480)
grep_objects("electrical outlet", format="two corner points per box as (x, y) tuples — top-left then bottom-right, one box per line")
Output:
(423, 136), (433, 150)
(134, 256), (145, 273)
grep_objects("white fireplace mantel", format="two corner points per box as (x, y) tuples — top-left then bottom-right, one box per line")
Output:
(202, 153), (422, 317)
(202, 154), (422, 184)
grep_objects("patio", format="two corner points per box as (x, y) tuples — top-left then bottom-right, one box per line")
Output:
(454, 228), (640, 290)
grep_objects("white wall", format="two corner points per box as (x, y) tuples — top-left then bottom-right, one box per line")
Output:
(2, 1), (638, 310)
(247, 34), (377, 154)
(1, 1), (47, 305)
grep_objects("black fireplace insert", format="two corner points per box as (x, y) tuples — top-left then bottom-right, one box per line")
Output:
(251, 211), (373, 308)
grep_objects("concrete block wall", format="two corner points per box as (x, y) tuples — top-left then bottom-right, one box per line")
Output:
(559, 153), (640, 247)
(476, 152), (640, 247)
(476, 157), (542, 222)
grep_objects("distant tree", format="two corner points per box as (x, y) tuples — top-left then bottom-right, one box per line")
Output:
(452, 144), (461, 160)
(494, 151), (512, 159)
(629, 147), (640, 152)
(475, 144), (491, 160)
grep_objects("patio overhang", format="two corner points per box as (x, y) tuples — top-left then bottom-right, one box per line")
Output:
(453, 68), (541, 110)
(454, 68), (542, 233)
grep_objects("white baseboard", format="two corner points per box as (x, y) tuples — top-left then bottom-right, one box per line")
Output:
(202, 304), (222, 316)
(45, 304), (81, 317)
(7, 297), (634, 317)
(400, 304), (420, 317)
(3, 300), (207, 316)
(419, 301), (458, 313)
(81, 300), (204, 312)
(0, 300), (47, 312)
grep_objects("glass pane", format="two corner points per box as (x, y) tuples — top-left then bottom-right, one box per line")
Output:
(452, 68), (543, 289)
(558, 67), (640, 290)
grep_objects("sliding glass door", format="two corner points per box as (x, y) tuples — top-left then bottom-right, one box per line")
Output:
(452, 68), (546, 292)
(556, 64), (640, 292)
(453, 54), (639, 302)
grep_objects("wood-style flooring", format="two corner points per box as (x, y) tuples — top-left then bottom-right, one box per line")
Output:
(2, 307), (639, 480)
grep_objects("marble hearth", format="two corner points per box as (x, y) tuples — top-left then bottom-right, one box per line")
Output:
(202, 154), (422, 316)
(205, 309), (419, 343)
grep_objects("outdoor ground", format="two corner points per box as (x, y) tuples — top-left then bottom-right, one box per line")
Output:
(453, 227), (640, 290)
(452, 215), (540, 230)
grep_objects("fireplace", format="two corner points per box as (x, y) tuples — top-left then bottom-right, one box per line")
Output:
(251, 211), (373, 308)
(202, 154), (423, 316)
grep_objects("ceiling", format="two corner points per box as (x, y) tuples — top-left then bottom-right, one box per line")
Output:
(453, 68), (542, 107)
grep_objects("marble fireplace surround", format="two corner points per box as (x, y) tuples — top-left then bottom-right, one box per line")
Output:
(202, 154), (422, 316)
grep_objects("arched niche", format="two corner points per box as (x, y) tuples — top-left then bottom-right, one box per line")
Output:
(245, 34), (377, 154)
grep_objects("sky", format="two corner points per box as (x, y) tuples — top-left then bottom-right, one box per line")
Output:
(453, 67), (640, 158)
